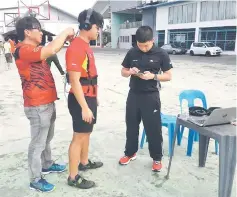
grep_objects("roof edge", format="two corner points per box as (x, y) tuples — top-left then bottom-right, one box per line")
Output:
(137, 0), (188, 10)
(0, 4), (77, 20)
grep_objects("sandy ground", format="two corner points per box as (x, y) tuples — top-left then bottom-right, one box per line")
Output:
(0, 49), (236, 197)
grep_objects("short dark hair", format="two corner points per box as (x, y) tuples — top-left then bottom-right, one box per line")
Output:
(15, 16), (41, 41)
(136, 26), (153, 43)
(78, 9), (104, 30)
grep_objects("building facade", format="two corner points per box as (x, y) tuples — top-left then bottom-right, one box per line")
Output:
(141, 0), (236, 52)
(93, 0), (143, 49)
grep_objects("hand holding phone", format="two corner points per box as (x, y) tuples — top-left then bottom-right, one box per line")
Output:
(130, 67), (140, 75)
(136, 71), (144, 77)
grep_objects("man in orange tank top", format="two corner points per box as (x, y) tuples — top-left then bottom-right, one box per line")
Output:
(66, 9), (104, 189)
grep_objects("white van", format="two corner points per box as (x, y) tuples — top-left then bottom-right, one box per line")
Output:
(190, 42), (222, 56)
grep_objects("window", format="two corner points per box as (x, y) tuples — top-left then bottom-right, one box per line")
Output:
(193, 43), (199, 47)
(205, 42), (215, 47)
(200, 27), (236, 51)
(199, 43), (205, 47)
(158, 30), (165, 47)
(168, 3), (197, 24)
(168, 29), (195, 49)
(207, 32), (216, 40)
(200, 1), (236, 21)
(119, 36), (130, 43)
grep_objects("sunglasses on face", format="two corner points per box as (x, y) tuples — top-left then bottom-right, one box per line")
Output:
(27, 26), (42, 32)
(32, 27), (42, 32)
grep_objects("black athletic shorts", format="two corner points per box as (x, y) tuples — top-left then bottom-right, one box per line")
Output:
(68, 93), (97, 133)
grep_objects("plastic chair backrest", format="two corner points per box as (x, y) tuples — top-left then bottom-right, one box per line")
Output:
(179, 90), (207, 114)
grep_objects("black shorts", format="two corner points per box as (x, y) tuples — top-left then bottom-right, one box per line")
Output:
(68, 93), (97, 133)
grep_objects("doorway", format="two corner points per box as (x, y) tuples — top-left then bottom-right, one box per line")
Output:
(132, 35), (136, 47)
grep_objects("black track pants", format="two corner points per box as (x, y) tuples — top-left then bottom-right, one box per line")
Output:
(124, 90), (163, 161)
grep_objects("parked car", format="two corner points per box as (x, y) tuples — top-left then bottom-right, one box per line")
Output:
(189, 42), (222, 56)
(161, 43), (187, 55)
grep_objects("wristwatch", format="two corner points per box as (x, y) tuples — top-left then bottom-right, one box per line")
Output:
(153, 74), (159, 81)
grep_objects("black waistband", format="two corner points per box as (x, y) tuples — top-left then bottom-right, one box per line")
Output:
(80, 76), (97, 86)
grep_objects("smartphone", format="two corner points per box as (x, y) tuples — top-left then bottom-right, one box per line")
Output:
(136, 71), (144, 77)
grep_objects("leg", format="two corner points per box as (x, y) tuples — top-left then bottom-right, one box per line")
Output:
(219, 137), (236, 197)
(166, 121), (179, 179)
(140, 92), (163, 162)
(124, 91), (141, 157)
(187, 129), (195, 156)
(194, 131), (199, 142)
(119, 91), (141, 165)
(41, 104), (56, 169)
(24, 103), (54, 183)
(177, 125), (185, 145)
(67, 94), (96, 189)
(198, 134), (210, 167)
(140, 128), (146, 149)
(80, 133), (90, 165)
(168, 123), (175, 156)
(69, 133), (87, 178)
(40, 103), (67, 175)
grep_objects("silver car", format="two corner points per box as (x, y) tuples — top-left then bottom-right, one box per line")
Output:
(161, 44), (187, 55)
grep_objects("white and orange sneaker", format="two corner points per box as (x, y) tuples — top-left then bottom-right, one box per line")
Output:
(119, 154), (137, 165)
(152, 161), (162, 172)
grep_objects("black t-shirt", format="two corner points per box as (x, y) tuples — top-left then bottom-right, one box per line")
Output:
(121, 45), (173, 93)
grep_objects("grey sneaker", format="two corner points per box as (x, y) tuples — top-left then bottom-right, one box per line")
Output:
(67, 174), (95, 189)
(78, 160), (103, 171)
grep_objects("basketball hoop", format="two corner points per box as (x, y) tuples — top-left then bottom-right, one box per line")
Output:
(18, 0), (51, 20)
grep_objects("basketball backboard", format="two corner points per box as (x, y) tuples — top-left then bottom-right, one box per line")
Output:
(4, 13), (20, 27)
(18, 0), (50, 20)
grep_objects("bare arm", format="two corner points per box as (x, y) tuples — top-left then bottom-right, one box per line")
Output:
(121, 67), (131, 78)
(68, 71), (89, 110)
(40, 28), (74, 60)
(156, 69), (172, 81)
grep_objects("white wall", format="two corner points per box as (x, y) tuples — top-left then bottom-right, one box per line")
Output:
(119, 28), (137, 49)
(156, 6), (168, 30)
(45, 7), (77, 23)
(156, 1), (236, 31)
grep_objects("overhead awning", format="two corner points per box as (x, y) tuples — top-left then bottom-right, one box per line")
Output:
(137, 0), (188, 10)
(92, 1), (110, 19)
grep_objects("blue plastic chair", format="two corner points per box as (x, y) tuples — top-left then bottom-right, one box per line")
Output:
(178, 90), (219, 156)
(140, 112), (179, 156)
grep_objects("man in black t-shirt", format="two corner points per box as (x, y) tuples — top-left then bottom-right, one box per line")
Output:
(119, 26), (173, 172)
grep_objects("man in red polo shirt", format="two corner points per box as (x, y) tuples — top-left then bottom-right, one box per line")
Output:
(14, 16), (74, 192)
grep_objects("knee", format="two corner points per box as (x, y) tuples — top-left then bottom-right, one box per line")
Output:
(29, 141), (46, 151)
(72, 133), (90, 142)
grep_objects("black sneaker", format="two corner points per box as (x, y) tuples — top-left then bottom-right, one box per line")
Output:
(67, 174), (95, 189)
(78, 160), (103, 171)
